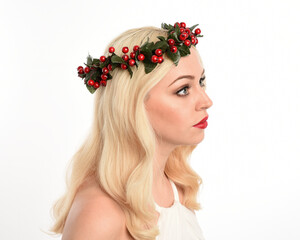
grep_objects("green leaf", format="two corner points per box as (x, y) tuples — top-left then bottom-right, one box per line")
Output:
(111, 63), (119, 70)
(86, 84), (96, 94)
(87, 54), (93, 65)
(161, 23), (172, 30)
(92, 58), (100, 65)
(166, 48), (180, 66)
(153, 40), (168, 51)
(111, 55), (125, 64)
(143, 58), (157, 74)
(99, 56), (110, 68)
(157, 36), (166, 41)
(174, 24), (181, 36)
(177, 45), (190, 57)
(189, 24), (199, 32)
(169, 32), (180, 43)
(127, 66), (133, 77)
(140, 37), (150, 50)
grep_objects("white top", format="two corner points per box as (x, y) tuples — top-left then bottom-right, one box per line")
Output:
(154, 178), (206, 240)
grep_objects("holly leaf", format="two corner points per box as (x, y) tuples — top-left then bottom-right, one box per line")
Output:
(169, 32), (180, 43)
(143, 58), (157, 73)
(153, 40), (168, 51)
(174, 24), (181, 36)
(177, 45), (190, 57)
(166, 48), (180, 66)
(127, 66), (133, 77)
(87, 54), (93, 66)
(157, 36), (166, 42)
(111, 62), (119, 70)
(86, 84), (96, 94)
(99, 57), (110, 68)
(111, 55), (125, 64)
(189, 24), (199, 32)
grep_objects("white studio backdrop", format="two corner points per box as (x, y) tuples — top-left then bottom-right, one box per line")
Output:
(0, 0), (299, 239)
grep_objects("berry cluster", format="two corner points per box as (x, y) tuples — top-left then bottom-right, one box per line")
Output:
(77, 21), (203, 94)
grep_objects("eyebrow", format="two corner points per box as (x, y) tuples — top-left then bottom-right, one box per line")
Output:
(168, 68), (205, 87)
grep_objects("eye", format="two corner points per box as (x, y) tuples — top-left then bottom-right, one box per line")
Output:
(176, 75), (206, 97)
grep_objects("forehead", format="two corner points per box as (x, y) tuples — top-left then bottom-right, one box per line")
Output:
(161, 47), (203, 85)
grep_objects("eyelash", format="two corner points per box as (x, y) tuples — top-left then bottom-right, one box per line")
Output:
(176, 76), (206, 97)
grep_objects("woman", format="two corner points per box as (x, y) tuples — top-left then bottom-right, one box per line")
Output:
(49, 22), (213, 240)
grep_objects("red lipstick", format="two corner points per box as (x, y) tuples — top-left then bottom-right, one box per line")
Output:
(193, 115), (208, 129)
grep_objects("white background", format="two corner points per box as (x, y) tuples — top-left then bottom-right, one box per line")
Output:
(1, 0), (299, 239)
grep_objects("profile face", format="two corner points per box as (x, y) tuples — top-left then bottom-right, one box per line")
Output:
(144, 47), (213, 146)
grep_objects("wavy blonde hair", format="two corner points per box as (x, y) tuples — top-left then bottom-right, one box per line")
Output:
(48, 26), (204, 240)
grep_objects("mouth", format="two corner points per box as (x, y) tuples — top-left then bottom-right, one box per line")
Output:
(193, 115), (209, 126)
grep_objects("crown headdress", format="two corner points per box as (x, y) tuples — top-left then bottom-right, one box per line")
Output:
(77, 21), (203, 94)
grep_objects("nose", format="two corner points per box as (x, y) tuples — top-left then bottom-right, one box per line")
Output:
(195, 88), (213, 111)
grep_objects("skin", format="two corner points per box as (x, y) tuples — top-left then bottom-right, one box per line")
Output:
(144, 47), (213, 211)
(62, 47), (213, 240)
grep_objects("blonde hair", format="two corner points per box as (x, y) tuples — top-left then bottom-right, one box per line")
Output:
(48, 26), (203, 240)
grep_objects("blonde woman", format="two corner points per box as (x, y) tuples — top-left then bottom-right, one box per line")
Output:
(49, 22), (213, 240)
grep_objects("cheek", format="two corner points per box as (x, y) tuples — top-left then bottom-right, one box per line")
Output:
(146, 97), (188, 133)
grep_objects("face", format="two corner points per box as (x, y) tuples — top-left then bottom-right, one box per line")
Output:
(144, 47), (213, 146)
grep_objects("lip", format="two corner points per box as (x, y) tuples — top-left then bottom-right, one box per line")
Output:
(193, 115), (209, 127)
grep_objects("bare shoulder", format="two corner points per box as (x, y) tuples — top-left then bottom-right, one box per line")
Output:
(62, 177), (127, 240)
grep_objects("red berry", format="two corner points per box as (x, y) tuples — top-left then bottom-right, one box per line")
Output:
(195, 28), (201, 35)
(100, 56), (106, 62)
(195, 38), (198, 44)
(78, 69), (84, 74)
(121, 64), (128, 69)
(84, 67), (90, 73)
(180, 28), (184, 33)
(184, 40), (191, 46)
(180, 22), (186, 28)
(77, 66), (83, 71)
(157, 56), (164, 63)
(100, 80), (107, 86)
(102, 67), (109, 74)
(179, 33), (187, 41)
(122, 47), (129, 53)
(174, 22), (180, 28)
(133, 45), (139, 52)
(151, 55), (158, 63)
(94, 82), (100, 88)
(191, 38), (196, 45)
(155, 49), (162, 56)
(185, 28), (191, 35)
(170, 46), (177, 53)
(130, 52), (136, 59)
(137, 54), (145, 61)
(129, 59), (135, 66)
(101, 74), (108, 80)
(109, 47), (115, 53)
(122, 54), (129, 61)
(107, 64), (112, 71)
(88, 79), (94, 86)
(168, 39), (175, 46)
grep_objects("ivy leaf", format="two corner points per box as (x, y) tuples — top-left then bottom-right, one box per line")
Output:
(189, 24), (199, 32)
(166, 48), (180, 66)
(177, 45), (190, 57)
